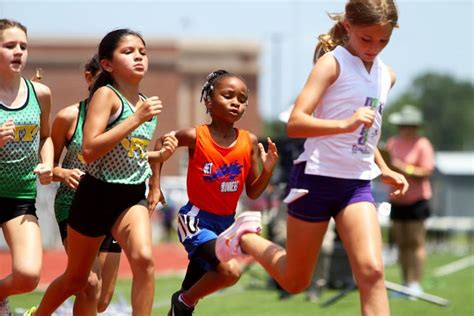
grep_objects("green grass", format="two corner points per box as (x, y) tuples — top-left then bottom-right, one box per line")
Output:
(9, 252), (474, 315)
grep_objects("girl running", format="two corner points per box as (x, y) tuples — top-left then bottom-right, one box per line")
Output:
(166, 70), (278, 316)
(51, 55), (120, 315)
(0, 19), (53, 316)
(29, 28), (174, 316)
(216, 1), (408, 315)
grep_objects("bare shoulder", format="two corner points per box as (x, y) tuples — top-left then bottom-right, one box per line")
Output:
(386, 65), (397, 87)
(175, 127), (196, 147)
(93, 85), (116, 98)
(311, 53), (339, 84)
(316, 53), (339, 74)
(54, 103), (79, 126)
(31, 81), (52, 98)
(247, 131), (259, 145)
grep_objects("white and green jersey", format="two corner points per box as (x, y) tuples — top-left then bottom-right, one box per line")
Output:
(0, 79), (41, 199)
(87, 85), (157, 184)
(54, 100), (87, 223)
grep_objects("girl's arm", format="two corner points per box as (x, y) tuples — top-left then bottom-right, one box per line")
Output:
(375, 147), (408, 197)
(148, 132), (178, 163)
(50, 105), (84, 188)
(147, 128), (195, 212)
(33, 82), (53, 185)
(287, 54), (375, 138)
(245, 134), (279, 200)
(82, 87), (162, 163)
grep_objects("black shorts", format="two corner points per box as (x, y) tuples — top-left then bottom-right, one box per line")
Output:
(0, 197), (37, 225)
(390, 199), (431, 221)
(68, 173), (146, 237)
(58, 220), (122, 253)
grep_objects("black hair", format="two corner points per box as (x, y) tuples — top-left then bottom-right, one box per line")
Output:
(89, 28), (146, 100)
(84, 54), (100, 77)
(200, 69), (248, 103)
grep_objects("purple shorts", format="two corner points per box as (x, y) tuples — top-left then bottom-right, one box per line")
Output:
(286, 162), (375, 222)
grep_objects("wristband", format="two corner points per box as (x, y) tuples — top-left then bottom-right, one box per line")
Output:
(405, 164), (415, 175)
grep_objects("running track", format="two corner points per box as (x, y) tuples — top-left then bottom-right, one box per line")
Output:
(0, 243), (189, 288)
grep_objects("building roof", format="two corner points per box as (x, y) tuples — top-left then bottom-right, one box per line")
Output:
(436, 152), (474, 175)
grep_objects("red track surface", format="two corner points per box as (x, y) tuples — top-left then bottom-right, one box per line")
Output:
(0, 243), (189, 288)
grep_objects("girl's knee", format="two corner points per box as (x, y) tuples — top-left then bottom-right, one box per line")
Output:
(11, 270), (40, 293)
(80, 272), (101, 302)
(129, 247), (154, 274)
(357, 261), (385, 286)
(217, 261), (241, 287)
(282, 277), (312, 294)
(64, 273), (91, 294)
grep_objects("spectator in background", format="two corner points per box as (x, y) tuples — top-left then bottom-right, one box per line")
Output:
(385, 104), (435, 296)
(159, 196), (177, 242)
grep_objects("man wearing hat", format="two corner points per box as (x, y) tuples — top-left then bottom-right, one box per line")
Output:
(384, 104), (435, 296)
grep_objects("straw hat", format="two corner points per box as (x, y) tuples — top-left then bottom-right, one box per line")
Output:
(388, 104), (423, 126)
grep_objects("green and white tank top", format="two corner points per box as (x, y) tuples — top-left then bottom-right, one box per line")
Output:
(54, 100), (87, 222)
(87, 85), (158, 184)
(0, 79), (41, 199)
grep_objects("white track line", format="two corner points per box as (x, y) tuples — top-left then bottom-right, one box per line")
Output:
(433, 255), (474, 277)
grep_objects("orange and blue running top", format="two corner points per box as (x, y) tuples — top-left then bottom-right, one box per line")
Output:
(187, 124), (252, 216)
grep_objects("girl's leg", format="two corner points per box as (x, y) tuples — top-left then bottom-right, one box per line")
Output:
(63, 238), (102, 316)
(112, 205), (154, 316)
(0, 215), (42, 297)
(182, 240), (241, 305)
(335, 202), (389, 316)
(97, 251), (121, 313)
(183, 260), (240, 305)
(240, 215), (329, 293)
(35, 227), (103, 316)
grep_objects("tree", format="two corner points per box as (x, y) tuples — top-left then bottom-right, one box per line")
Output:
(382, 72), (474, 151)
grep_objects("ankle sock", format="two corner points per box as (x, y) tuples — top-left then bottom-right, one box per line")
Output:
(179, 293), (194, 308)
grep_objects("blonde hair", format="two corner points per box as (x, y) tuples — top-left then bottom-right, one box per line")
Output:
(0, 19), (27, 39)
(313, 0), (399, 62)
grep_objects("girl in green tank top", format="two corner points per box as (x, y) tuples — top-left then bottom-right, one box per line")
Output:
(34, 29), (177, 316)
(51, 55), (123, 314)
(0, 19), (54, 312)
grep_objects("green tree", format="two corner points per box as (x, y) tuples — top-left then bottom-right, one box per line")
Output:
(382, 72), (474, 151)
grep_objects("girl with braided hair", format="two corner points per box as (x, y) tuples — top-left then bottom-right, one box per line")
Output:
(216, 1), (408, 315)
(166, 70), (278, 315)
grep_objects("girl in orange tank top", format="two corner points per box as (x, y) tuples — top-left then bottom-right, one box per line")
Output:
(164, 70), (278, 315)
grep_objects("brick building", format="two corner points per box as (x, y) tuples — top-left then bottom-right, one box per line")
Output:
(24, 38), (262, 176)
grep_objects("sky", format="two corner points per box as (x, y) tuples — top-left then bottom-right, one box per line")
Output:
(1, 0), (473, 120)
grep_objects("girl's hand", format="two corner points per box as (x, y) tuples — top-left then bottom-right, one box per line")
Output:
(0, 119), (15, 147)
(34, 163), (53, 185)
(63, 168), (85, 189)
(344, 107), (376, 132)
(135, 96), (163, 123)
(159, 131), (178, 162)
(380, 168), (409, 197)
(259, 137), (279, 173)
(147, 187), (166, 213)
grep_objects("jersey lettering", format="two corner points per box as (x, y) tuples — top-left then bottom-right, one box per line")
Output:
(220, 180), (239, 192)
(14, 125), (39, 142)
(121, 137), (150, 158)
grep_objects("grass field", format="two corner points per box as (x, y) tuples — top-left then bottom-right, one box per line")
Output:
(8, 251), (474, 315)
